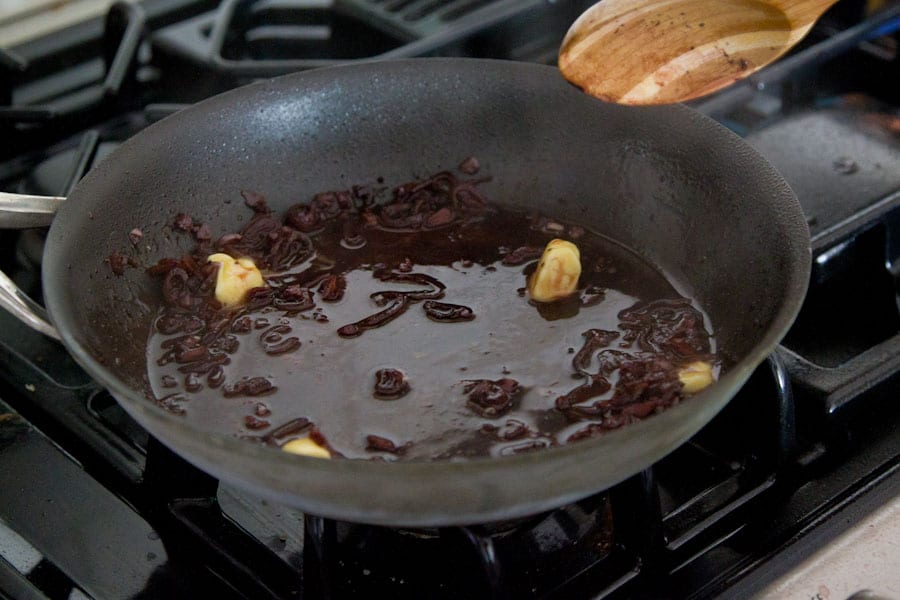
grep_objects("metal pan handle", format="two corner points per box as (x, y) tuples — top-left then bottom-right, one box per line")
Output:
(0, 192), (63, 228)
(0, 191), (65, 340)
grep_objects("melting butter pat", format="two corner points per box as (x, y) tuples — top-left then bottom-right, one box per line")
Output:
(678, 361), (715, 394)
(208, 253), (264, 307)
(281, 437), (331, 459)
(528, 239), (582, 302)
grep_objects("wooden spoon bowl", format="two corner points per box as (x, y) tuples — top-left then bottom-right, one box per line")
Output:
(559, 0), (839, 105)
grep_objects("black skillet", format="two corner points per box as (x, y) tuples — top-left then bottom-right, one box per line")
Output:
(0, 59), (809, 526)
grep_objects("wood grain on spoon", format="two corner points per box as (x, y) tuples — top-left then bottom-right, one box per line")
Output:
(559, 0), (839, 105)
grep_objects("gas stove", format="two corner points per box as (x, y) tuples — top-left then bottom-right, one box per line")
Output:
(0, 1), (898, 598)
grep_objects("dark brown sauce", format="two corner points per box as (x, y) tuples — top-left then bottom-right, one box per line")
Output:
(146, 167), (718, 461)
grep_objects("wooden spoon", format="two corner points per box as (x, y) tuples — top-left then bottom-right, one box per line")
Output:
(559, 0), (839, 105)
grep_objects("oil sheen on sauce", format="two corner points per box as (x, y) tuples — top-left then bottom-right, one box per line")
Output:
(147, 205), (716, 461)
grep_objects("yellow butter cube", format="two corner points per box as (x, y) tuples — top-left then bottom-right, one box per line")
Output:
(208, 253), (264, 307)
(281, 437), (331, 459)
(528, 239), (582, 303)
(678, 361), (715, 394)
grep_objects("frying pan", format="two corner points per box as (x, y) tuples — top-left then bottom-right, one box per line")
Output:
(0, 59), (809, 527)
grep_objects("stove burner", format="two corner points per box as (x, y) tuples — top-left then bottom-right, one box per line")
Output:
(300, 494), (618, 597)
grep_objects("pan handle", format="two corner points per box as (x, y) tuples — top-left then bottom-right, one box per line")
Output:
(0, 191), (64, 340)
(0, 270), (60, 340)
(0, 192), (64, 228)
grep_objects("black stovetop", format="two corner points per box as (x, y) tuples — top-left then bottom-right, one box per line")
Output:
(0, 1), (898, 598)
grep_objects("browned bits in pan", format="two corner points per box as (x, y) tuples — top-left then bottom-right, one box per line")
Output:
(176, 353), (230, 375)
(156, 393), (187, 416)
(207, 365), (225, 388)
(422, 301), (475, 323)
(285, 204), (320, 233)
(333, 270), (450, 335)
(243, 415), (270, 430)
(580, 286), (606, 307)
(397, 257), (413, 272)
(341, 215), (366, 249)
(161, 268), (195, 309)
(184, 373), (202, 393)
(463, 378), (521, 418)
(481, 419), (531, 441)
(567, 422), (625, 442)
(240, 190), (268, 212)
(572, 329), (620, 374)
(318, 275), (346, 302)
(374, 271), (446, 296)
(375, 170), (489, 230)
(223, 377), (276, 398)
(594, 349), (634, 375)
(312, 191), (348, 219)
(155, 314), (185, 335)
(173, 213), (193, 231)
(146, 257), (180, 277)
(365, 435), (412, 455)
(373, 369), (410, 400)
(215, 334), (239, 354)
(231, 316), (252, 334)
(217, 232), (242, 246)
(217, 211), (312, 271)
(259, 324), (301, 356)
(499, 440), (551, 456)
(501, 246), (543, 266)
(559, 354), (681, 424)
(611, 356), (681, 408)
(194, 223), (212, 242)
(274, 285), (315, 312)
(160, 333), (198, 352)
(425, 207), (454, 228)
(199, 313), (233, 346)
(107, 251), (128, 276)
(264, 417), (312, 441)
(337, 292), (411, 338)
(336, 323), (361, 338)
(175, 345), (208, 364)
(307, 428), (340, 458)
(618, 298), (711, 358)
(458, 156), (480, 174)
(554, 375), (612, 412)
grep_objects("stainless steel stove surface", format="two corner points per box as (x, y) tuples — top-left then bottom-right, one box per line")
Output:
(0, 1), (898, 598)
